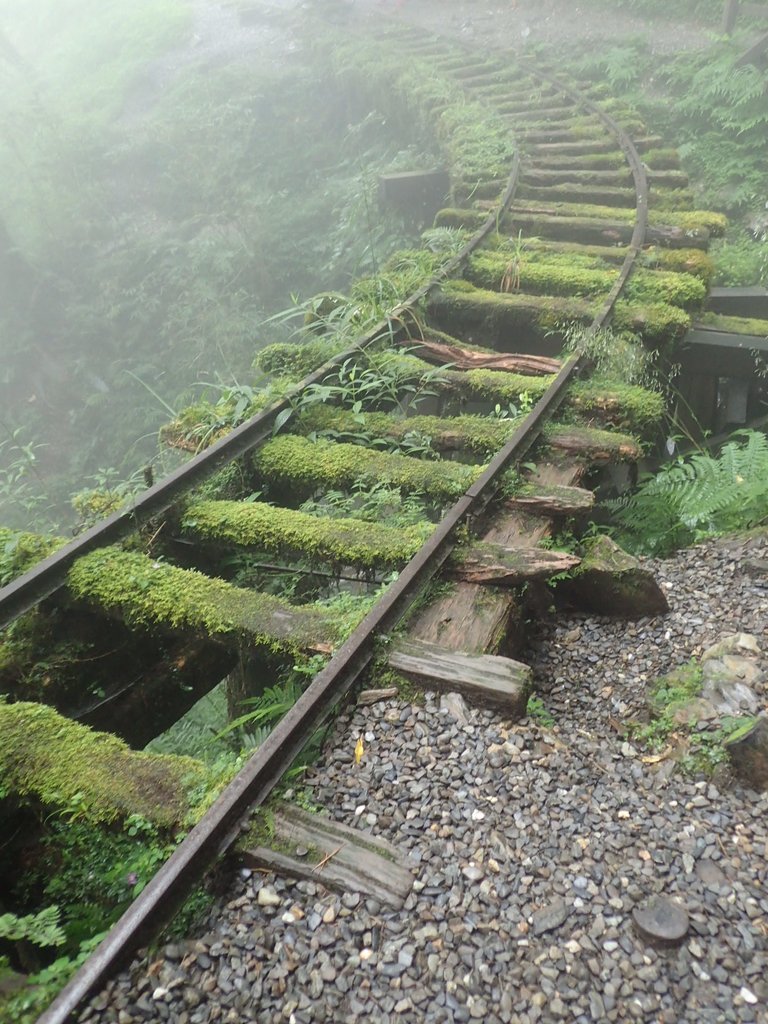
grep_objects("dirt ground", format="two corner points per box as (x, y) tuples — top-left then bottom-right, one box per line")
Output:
(348, 0), (713, 55)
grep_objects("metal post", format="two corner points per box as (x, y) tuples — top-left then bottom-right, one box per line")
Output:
(723, 0), (740, 33)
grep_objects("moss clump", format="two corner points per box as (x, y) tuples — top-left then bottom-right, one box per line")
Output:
(254, 338), (345, 380)
(612, 299), (691, 342)
(296, 405), (519, 458)
(253, 435), (481, 502)
(696, 312), (768, 337)
(68, 548), (336, 650)
(511, 198), (727, 237)
(449, 368), (554, 405)
(568, 379), (666, 436)
(641, 247), (715, 286)
(182, 499), (431, 570)
(0, 701), (203, 826)
(437, 280), (597, 334)
(0, 528), (64, 586)
(467, 250), (618, 298)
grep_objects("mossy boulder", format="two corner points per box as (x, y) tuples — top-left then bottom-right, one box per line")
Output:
(555, 535), (669, 619)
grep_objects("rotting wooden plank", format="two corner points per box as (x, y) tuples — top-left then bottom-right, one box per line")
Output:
(240, 805), (414, 910)
(547, 426), (641, 462)
(450, 543), (580, 586)
(388, 638), (531, 715)
(506, 483), (594, 517)
(407, 462), (584, 652)
(408, 581), (521, 656)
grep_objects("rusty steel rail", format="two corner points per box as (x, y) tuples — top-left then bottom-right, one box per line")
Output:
(38, 53), (649, 1024)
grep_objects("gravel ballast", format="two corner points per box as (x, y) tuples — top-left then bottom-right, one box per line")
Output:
(79, 534), (768, 1024)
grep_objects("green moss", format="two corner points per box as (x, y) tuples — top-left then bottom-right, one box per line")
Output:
(182, 499), (431, 570)
(450, 368), (554, 405)
(255, 339), (340, 380)
(253, 435), (481, 502)
(696, 312), (768, 337)
(612, 299), (691, 342)
(640, 247), (715, 286)
(467, 250), (618, 298)
(0, 701), (203, 826)
(0, 528), (64, 586)
(568, 379), (666, 435)
(542, 422), (640, 460)
(437, 280), (597, 333)
(512, 198), (727, 236)
(67, 548), (336, 651)
(296, 405), (518, 458)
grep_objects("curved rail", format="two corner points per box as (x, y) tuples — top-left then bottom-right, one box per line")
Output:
(37, 44), (650, 1024)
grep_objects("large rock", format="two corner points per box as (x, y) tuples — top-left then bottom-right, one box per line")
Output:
(556, 535), (669, 619)
(700, 632), (764, 716)
(725, 717), (768, 790)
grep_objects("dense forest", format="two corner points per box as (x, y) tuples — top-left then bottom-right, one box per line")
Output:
(0, 0), (432, 533)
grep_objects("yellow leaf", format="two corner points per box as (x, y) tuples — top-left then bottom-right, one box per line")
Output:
(354, 736), (364, 765)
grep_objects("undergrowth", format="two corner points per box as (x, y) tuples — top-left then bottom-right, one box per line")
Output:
(608, 429), (768, 556)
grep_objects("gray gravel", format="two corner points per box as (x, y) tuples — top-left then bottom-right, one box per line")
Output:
(79, 533), (768, 1024)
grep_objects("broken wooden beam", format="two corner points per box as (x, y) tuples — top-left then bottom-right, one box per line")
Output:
(450, 543), (580, 586)
(410, 336), (561, 376)
(388, 638), (531, 715)
(555, 535), (669, 619)
(240, 804), (414, 910)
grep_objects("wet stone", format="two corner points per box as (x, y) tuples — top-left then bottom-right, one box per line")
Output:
(633, 896), (690, 948)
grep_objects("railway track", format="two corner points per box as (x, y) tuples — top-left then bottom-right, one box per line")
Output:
(0, 16), (726, 1023)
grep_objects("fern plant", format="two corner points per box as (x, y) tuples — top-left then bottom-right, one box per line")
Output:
(608, 430), (768, 555)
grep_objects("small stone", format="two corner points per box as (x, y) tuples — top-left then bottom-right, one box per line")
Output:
(532, 898), (571, 937)
(740, 987), (758, 1005)
(633, 896), (689, 947)
(440, 692), (470, 725)
(257, 887), (281, 908)
(322, 905), (337, 924)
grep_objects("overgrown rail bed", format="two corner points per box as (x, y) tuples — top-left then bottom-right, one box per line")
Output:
(0, 13), (736, 1023)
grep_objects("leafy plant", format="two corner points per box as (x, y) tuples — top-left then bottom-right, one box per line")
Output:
(0, 906), (65, 949)
(609, 429), (768, 555)
(526, 695), (554, 727)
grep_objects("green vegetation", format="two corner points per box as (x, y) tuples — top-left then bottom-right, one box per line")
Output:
(629, 661), (755, 776)
(254, 434), (482, 503)
(182, 499), (432, 571)
(67, 547), (342, 651)
(0, 700), (203, 825)
(609, 429), (768, 555)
